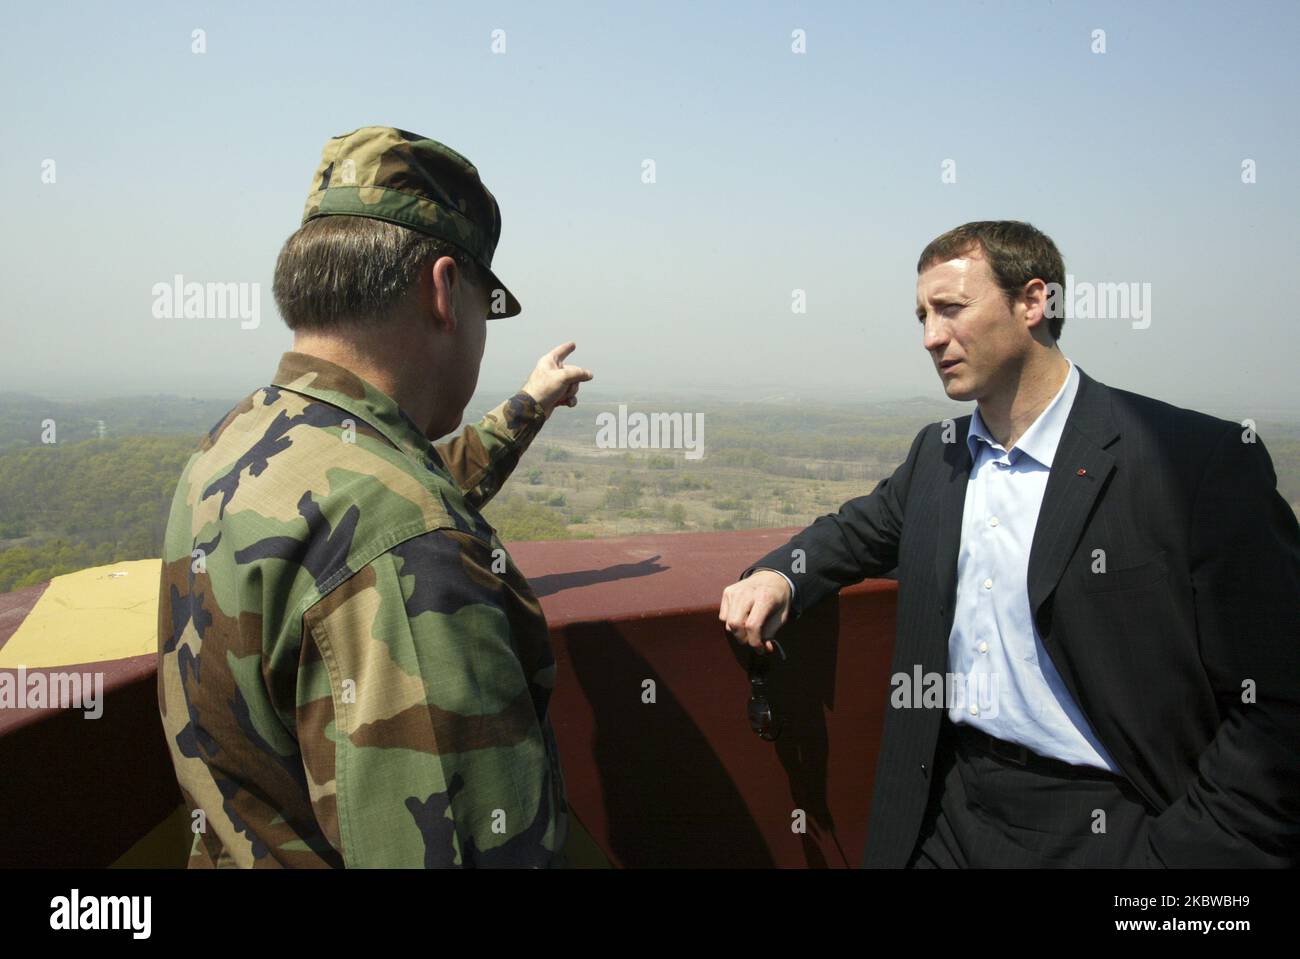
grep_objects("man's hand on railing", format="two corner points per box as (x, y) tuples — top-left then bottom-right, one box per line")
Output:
(719, 570), (791, 655)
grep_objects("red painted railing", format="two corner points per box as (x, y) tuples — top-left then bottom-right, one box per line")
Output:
(0, 529), (898, 868)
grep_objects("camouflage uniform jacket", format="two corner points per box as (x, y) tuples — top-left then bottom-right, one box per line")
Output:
(157, 351), (568, 867)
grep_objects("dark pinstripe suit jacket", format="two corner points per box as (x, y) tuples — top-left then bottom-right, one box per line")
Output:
(745, 367), (1300, 867)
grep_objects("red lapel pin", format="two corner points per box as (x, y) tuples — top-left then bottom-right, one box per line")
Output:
(1076, 468), (1087, 476)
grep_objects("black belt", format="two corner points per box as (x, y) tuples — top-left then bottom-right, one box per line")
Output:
(953, 723), (1123, 781)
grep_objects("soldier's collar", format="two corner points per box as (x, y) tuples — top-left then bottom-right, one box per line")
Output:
(270, 351), (439, 467)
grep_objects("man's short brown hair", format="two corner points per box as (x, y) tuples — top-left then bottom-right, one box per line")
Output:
(917, 221), (1067, 340)
(272, 214), (478, 331)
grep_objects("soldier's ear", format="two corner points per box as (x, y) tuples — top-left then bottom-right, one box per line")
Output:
(427, 255), (460, 333)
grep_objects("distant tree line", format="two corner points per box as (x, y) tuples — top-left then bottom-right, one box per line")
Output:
(0, 436), (196, 591)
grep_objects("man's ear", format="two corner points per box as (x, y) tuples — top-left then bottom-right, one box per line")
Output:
(428, 255), (461, 333)
(1021, 278), (1049, 331)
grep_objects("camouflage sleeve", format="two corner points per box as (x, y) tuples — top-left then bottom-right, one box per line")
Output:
(295, 527), (565, 868)
(433, 391), (548, 510)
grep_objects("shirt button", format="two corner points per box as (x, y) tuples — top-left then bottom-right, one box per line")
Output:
(978, 641), (989, 653)
(989, 517), (999, 527)
(969, 704), (979, 716)
(983, 578), (993, 589)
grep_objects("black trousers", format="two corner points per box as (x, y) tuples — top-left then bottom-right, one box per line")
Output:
(907, 718), (1156, 868)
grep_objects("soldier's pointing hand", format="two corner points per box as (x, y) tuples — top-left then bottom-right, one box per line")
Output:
(522, 342), (593, 416)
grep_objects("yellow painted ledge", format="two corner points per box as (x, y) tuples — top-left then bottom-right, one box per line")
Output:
(0, 559), (161, 669)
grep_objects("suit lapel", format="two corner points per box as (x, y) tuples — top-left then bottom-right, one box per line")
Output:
(932, 417), (973, 639)
(1026, 368), (1120, 619)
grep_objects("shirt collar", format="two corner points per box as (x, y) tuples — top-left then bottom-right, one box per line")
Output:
(966, 358), (1079, 468)
(270, 351), (438, 468)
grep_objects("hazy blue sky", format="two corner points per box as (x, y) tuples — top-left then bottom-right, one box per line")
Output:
(3, 0), (1296, 416)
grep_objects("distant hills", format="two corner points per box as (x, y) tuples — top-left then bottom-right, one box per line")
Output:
(0, 392), (233, 452)
(1, 387), (1295, 595)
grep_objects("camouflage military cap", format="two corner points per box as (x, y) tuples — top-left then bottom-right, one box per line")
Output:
(302, 125), (521, 318)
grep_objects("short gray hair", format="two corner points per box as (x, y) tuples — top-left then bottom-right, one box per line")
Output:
(272, 214), (475, 331)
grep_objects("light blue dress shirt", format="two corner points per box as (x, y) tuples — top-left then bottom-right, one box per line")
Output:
(948, 359), (1120, 771)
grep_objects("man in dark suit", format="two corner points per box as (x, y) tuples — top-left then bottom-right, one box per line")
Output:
(719, 221), (1299, 868)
